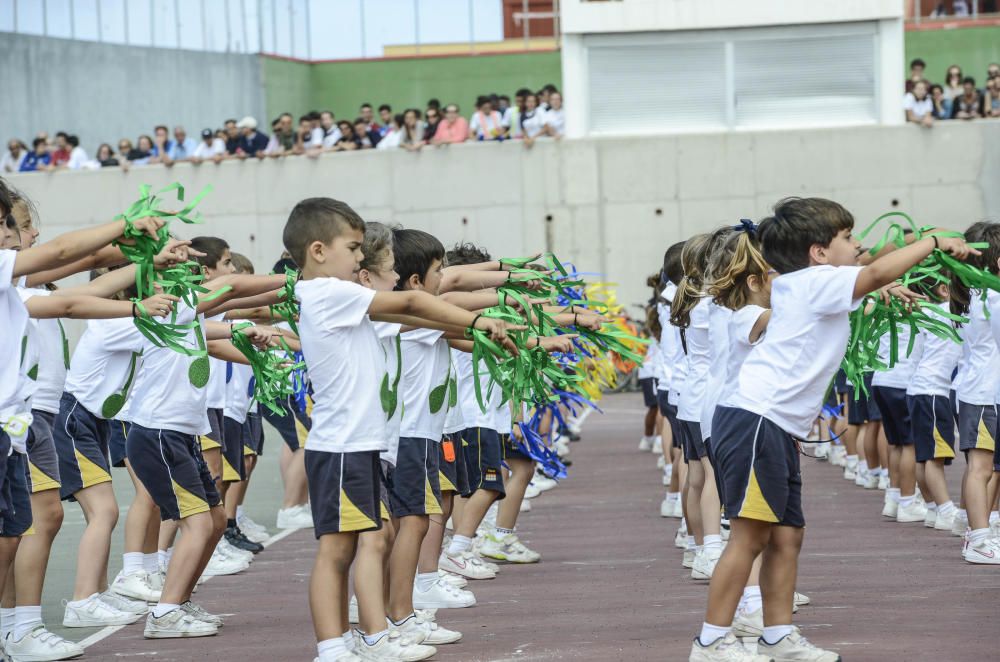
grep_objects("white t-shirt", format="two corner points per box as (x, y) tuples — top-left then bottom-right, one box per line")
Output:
(307, 127), (324, 149)
(205, 313), (227, 409)
(16, 288), (68, 414)
(469, 111), (504, 139)
(399, 328), (452, 441)
(958, 291), (1000, 406)
(637, 341), (660, 380)
(677, 298), (710, 423)
(1, 150), (26, 173)
(454, 350), (498, 430)
(907, 310), (962, 397)
(723, 265), (864, 439)
(544, 108), (565, 136)
(0, 255), (33, 424)
(193, 139), (226, 159)
(520, 109), (548, 139)
(223, 360), (254, 424)
(700, 303), (733, 440)
(443, 349), (468, 435)
(321, 127), (343, 149)
(656, 284), (677, 393)
(495, 400), (513, 435)
(64, 318), (144, 419)
(295, 277), (388, 453)
(128, 304), (211, 435)
(903, 93), (933, 119)
(374, 320), (403, 466)
(66, 146), (89, 169)
(375, 130), (402, 151)
(716, 305), (767, 407)
(871, 325), (924, 389)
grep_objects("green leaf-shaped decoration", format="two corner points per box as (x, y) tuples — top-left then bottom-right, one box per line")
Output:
(428, 383), (447, 414)
(189, 356), (210, 388)
(101, 393), (127, 419)
(448, 377), (458, 408)
(27, 364), (38, 381)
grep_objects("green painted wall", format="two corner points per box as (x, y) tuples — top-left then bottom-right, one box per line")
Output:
(261, 50), (562, 123)
(905, 26), (1000, 83)
(261, 56), (313, 123)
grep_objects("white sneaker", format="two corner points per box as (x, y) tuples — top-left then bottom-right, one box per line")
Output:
(219, 539), (254, 564)
(757, 628), (839, 661)
(863, 472), (880, 489)
(182, 601), (224, 627)
(203, 548), (250, 577)
(732, 605), (764, 638)
(652, 436), (663, 454)
(555, 439), (570, 459)
(480, 533), (541, 563)
(467, 544), (499, 573)
(437, 570), (467, 588)
(951, 512), (970, 537)
(881, 495), (898, 519)
(63, 594), (142, 627)
(689, 632), (770, 661)
(638, 436), (653, 452)
(853, 468), (868, 487)
(524, 483), (541, 499)
(143, 607), (218, 638)
(793, 591), (810, 607)
(276, 503), (314, 529)
(391, 612), (462, 645)
(965, 537), (1000, 564)
(934, 510), (956, 531)
(814, 442), (830, 460)
(413, 610), (462, 644)
(147, 569), (165, 592)
(237, 514), (270, 543)
(439, 551), (496, 580)
(111, 569), (161, 603)
(6, 625), (85, 661)
(519, 499), (531, 513)
(896, 500), (927, 523)
(532, 473), (558, 492)
(316, 652), (362, 662)
(657, 454), (667, 470)
(691, 546), (722, 580)
(661, 496), (676, 518)
(99, 589), (149, 615)
(355, 629), (436, 661)
(842, 464), (856, 481)
(924, 507), (938, 528)
(673, 500), (685, 518)
(829, 445), (847, 467)
(682, 549), (696, 569)
(413, 578), (476, 609)
(877, 475), (890, 490)
(674, 522), (688, 549)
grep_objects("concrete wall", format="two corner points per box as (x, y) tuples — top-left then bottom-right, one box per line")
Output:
(1, 32), (265, 152)
(6, 121), (999, 313)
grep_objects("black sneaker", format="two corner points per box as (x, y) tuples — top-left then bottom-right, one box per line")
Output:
(225, 526), (264, 554)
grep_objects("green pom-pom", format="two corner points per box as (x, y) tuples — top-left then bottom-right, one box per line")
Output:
(188, 357), (210, 388)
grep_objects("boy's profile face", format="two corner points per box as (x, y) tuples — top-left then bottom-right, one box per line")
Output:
(813, 228), (860, 267)
(204, 249), (235, 281)
(311, 227), (365, 281)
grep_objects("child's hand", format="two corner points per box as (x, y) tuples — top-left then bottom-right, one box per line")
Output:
(139, 293), (179, 318)
(576, 313), (607, 330)
(239, 325), (279, 349)
(537, 334), (577, 353)
(128, 217), (166, 241)
(935, 235), (980, 260)
(474, 317), (526, 342)
(877, 283), (926, 309)
(153, 239), (199, 268)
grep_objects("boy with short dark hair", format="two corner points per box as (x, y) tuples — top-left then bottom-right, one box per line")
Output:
(690, 197), (976, 661)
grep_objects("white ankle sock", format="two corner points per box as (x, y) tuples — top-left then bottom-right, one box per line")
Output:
(990, 511), (999, 525)
(970, 528), (990, 545)
(667, 492), (680, 502)
(447, 535), (472, 556)
(12, 605), (42, 641)
(415, 572), (438, 592)
(938, 501), (956, 517)
(703, 534), (722, 551)
(899, 494), (915, 508)
(494, 526), (514, 538)
(958, 508), (968, 521)
(143, 553), (159, 574)
(362, 628), (389, 646)
(926, 502), (938, 512)
(698, 622), (730, 646)
(857, 460), (868, 474)
(318, 636), (348, 659)
(0, 607), (15, 640)
(341, 630), (356, 652)
(762, 624), (794, 644)
(887, 488), (900, 503)
(151, 603), (180, 618)
(685, 536), (696, 551)
(236, 505), (246, 520)
(122, 552), (144, 574)
(742, 585), (762, 613)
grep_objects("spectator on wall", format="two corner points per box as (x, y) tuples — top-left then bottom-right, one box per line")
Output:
(930, 84), (951, 119)
(319, 110), (342, 148)
(469, 96), (506, 141)
(19, 137), (51, 172)
(423, 107), (441, 143)
(520, 93), (548, 148)
(1, 139), (27, 173)
(904, 80), (934, 127)
(905, 58), (926, 93)
(236, 116), (269, 157)
(431, 104), (469, 145)
(169, 126), (198, 161)
(267, 114), (298, 156)
(152, 125), (173, 165)
(298, 115), (320, 149)
(95, 143), (119, 167)
(360, 103), (381, 135)
(376, 114), (404, 150)
(354, 118), (379, 148)
(506, 88), (531, 139)
(117, 138), (133, 162)
(223, 118), (240, 154)
(540, 83), (559, 110)
(50, 132), (71, 167)
(64, 135), (89, 169)
(306, 111), (324, 147)
(127, 135), (156, 165)
(377, 105), (393, 138)
(944, 65), (963, 102)
(192, 128), (227, 163)
(399, 109), (427, 152)
(426, 98), (441, 115)
(952, 76), (982, 119)
(984, 78), (1000, 118)
(332, 120), (360, 151)
(497, 95), (514, 128)
(545, 91), (565, 137)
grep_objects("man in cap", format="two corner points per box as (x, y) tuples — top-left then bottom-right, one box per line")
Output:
(236, 116), (269, 158)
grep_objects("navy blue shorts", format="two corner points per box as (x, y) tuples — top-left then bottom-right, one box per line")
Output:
(0, 434), (32, 537)
(847, 374), (881, 425)
(712, 407), (804, 528)
(245, 412), (264, 455)
(907, 394), (955, 464)
(305, 450), (382, 537)
(26, 411), (60, 493)
(640, 378), (658, 408)
(834, 369), (849, 395)
(657, 393), (681, 449)
(108, 419), (130, 468)
(958, 402), (996, 455)
(872, 386), (911, 445)
(126, 423), (221, 521)
(262, 395), (311, 452)
(387, 437), (443, 518)
(439, 433), (471, 497)
(198, 407), (224, 454)
(501, 432), (532, 463)
(221, 416), (248, 483)
(461, 427), (505, 499)
(53, 393), (112, 501)
(679, 419), (706, 462)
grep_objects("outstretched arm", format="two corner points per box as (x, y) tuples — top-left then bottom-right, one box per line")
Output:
(15, 217), (163, 279)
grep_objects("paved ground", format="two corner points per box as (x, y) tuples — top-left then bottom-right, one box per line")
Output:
(58, 394), (1000, 660)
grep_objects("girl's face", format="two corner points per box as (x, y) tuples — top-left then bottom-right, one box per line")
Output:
(358, 250), (400, 292)
(404, 111), (418, 128)
(747, 269), (776, 307)
(13, 201), (38, 248)
(525, 95), (538, 111)
(948, 67), (961, 83)
(138, 136), (152, 151)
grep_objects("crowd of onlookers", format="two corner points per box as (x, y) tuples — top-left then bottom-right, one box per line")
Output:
(903, 58), (1000, 127)
(1, 85), (565, 175)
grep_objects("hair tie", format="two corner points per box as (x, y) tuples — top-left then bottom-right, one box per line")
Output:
(734, 218), (757, 235)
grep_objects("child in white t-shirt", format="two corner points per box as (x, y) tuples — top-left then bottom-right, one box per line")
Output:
(691, 197), (975, 661)
(658, 243), (686, 520)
